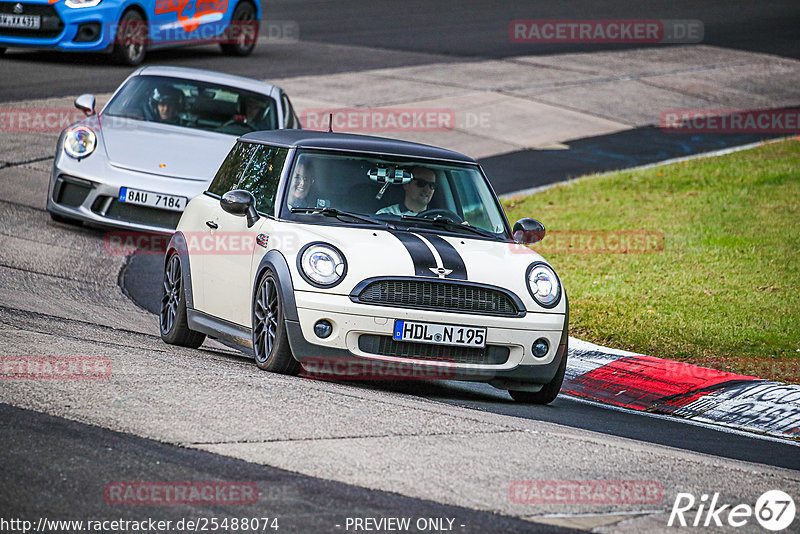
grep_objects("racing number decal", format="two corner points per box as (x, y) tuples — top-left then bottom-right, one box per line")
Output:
(155, 0), (228, 33)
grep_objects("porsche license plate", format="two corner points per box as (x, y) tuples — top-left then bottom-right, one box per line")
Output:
(119, 187), (186, 212)
(0, 14), (40, 29)
(393, 320), (486, 348)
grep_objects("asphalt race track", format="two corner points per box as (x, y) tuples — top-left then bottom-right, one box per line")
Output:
(1, 1), (800, 532)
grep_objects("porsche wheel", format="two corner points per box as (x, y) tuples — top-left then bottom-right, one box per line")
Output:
(220, 1), (258, 57)
(112, 9), (147, 66)
(160, 254), (205, 348)
(252, 270), (298, 374)
(508, 352), (567, 404)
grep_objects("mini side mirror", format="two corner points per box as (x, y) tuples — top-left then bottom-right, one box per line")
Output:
(75, 94), (96, 116)
(513, 218), (546, 244)
(221, 189), (260, 228)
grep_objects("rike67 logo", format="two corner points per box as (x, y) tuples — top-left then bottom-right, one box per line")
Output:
(668, 490), (795, 531)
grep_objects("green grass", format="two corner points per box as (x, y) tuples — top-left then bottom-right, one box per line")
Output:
(502, 139), (800, 383)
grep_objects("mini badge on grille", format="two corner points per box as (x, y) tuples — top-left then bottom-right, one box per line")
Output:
(13, 3), (23, 13)
(429, 266), (453, 278)
(256, 234), (269, 248)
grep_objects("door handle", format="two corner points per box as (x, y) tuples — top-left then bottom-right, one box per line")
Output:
(205, 221), (218, 229)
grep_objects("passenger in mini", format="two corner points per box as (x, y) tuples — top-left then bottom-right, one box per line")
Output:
(287, 158), (315, 209)
(149, 86), (184, 125)
(376, 166), (436, 215)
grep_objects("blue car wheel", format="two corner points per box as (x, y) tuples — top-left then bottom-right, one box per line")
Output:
(112, 8), (147, 65)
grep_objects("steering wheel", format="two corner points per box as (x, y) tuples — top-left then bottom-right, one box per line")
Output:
(416, 208), (464, 224)
(218, 117), (256, 132)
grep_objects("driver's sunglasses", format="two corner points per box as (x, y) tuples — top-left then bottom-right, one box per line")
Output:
(412, 178), (437, 190)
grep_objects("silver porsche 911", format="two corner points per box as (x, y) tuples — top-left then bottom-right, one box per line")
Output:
(46, 65), (301, 233)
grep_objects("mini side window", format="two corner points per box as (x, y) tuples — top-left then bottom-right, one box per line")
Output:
(208, 141), (289, 214)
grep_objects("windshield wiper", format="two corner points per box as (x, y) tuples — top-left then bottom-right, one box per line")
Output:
(291, 207), (389, 227)
(398, 214), (499, 239)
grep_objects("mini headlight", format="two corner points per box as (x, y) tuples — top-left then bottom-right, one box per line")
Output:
(64, 126), (96, 159)
(299, 243), (346, 287)
(65, 0), (103, 8)
(527, 263), (561, 308)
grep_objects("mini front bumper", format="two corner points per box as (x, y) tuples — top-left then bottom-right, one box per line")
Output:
(286, 290), (569, 388)
(47, 143), (209, 233)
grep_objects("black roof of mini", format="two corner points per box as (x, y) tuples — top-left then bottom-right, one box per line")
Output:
(239, 130), (476, 164)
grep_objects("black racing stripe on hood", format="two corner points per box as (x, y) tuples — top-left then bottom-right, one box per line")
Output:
(422, 234), (468, 280)
(388, 231), (437, 277)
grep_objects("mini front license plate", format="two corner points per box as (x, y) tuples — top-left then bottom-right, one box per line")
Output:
(0, 14), (40, 29)
(119, 187), (186, 212)
(393, 320), (486, 348)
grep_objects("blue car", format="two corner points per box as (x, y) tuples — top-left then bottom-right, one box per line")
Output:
(0, 0), (260, 64)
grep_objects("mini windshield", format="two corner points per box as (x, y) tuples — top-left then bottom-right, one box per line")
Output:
(104, 75), (278, 134)
(282, 151), (510, 239)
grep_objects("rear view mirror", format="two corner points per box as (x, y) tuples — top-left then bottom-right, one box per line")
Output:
(221, 189), (260, 228)
(513, 218), (546, 244)
(368, 166), (413, 185)
(75, 94), (96, 116)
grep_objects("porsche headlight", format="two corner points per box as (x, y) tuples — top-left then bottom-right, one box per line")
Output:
(527, 263), (561, 308)
(65, 0), (103, 8)
(64, 126), (96, 159)
(299, 243), (346, 287)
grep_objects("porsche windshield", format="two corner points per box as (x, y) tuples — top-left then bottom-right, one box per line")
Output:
(104, 75), (278, 135)
(282, 151), (510, 239)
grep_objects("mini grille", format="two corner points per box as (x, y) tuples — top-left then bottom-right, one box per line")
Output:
(358, 334), (510, 365)
(355, 279), (520, 316)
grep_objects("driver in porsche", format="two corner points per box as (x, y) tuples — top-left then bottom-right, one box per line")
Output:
(376, 166), (436, 215)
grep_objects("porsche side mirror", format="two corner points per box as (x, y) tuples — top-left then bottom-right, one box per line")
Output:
(513, 218), (546, 244)
(221, 189), (260, 228)
(75, 94), (96, 116)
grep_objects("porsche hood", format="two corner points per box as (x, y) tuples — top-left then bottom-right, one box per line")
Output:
(99, 117), (237, 181)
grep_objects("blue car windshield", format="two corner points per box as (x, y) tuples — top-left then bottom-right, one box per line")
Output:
(104, 75), (278, 134)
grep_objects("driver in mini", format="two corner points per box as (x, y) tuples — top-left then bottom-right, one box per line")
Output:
(377, 166), (436, 215)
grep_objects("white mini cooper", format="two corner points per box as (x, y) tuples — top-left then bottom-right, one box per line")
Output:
(160, 130), (568, 403)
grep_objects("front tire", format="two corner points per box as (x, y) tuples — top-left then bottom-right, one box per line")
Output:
(509, 350), (567, 404)
(160, 254), (206, 348)
(252, 270), (299, 374)
(112, 9), (147, 66)
(220, 2), (258, 56)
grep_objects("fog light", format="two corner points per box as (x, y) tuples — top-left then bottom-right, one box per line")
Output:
(532, 338), (549, 358)
(73, 22), (101, 43)
(314, 320), (333, 339)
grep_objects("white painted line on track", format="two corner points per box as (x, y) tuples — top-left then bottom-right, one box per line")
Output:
(500, 136), (796, 199)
